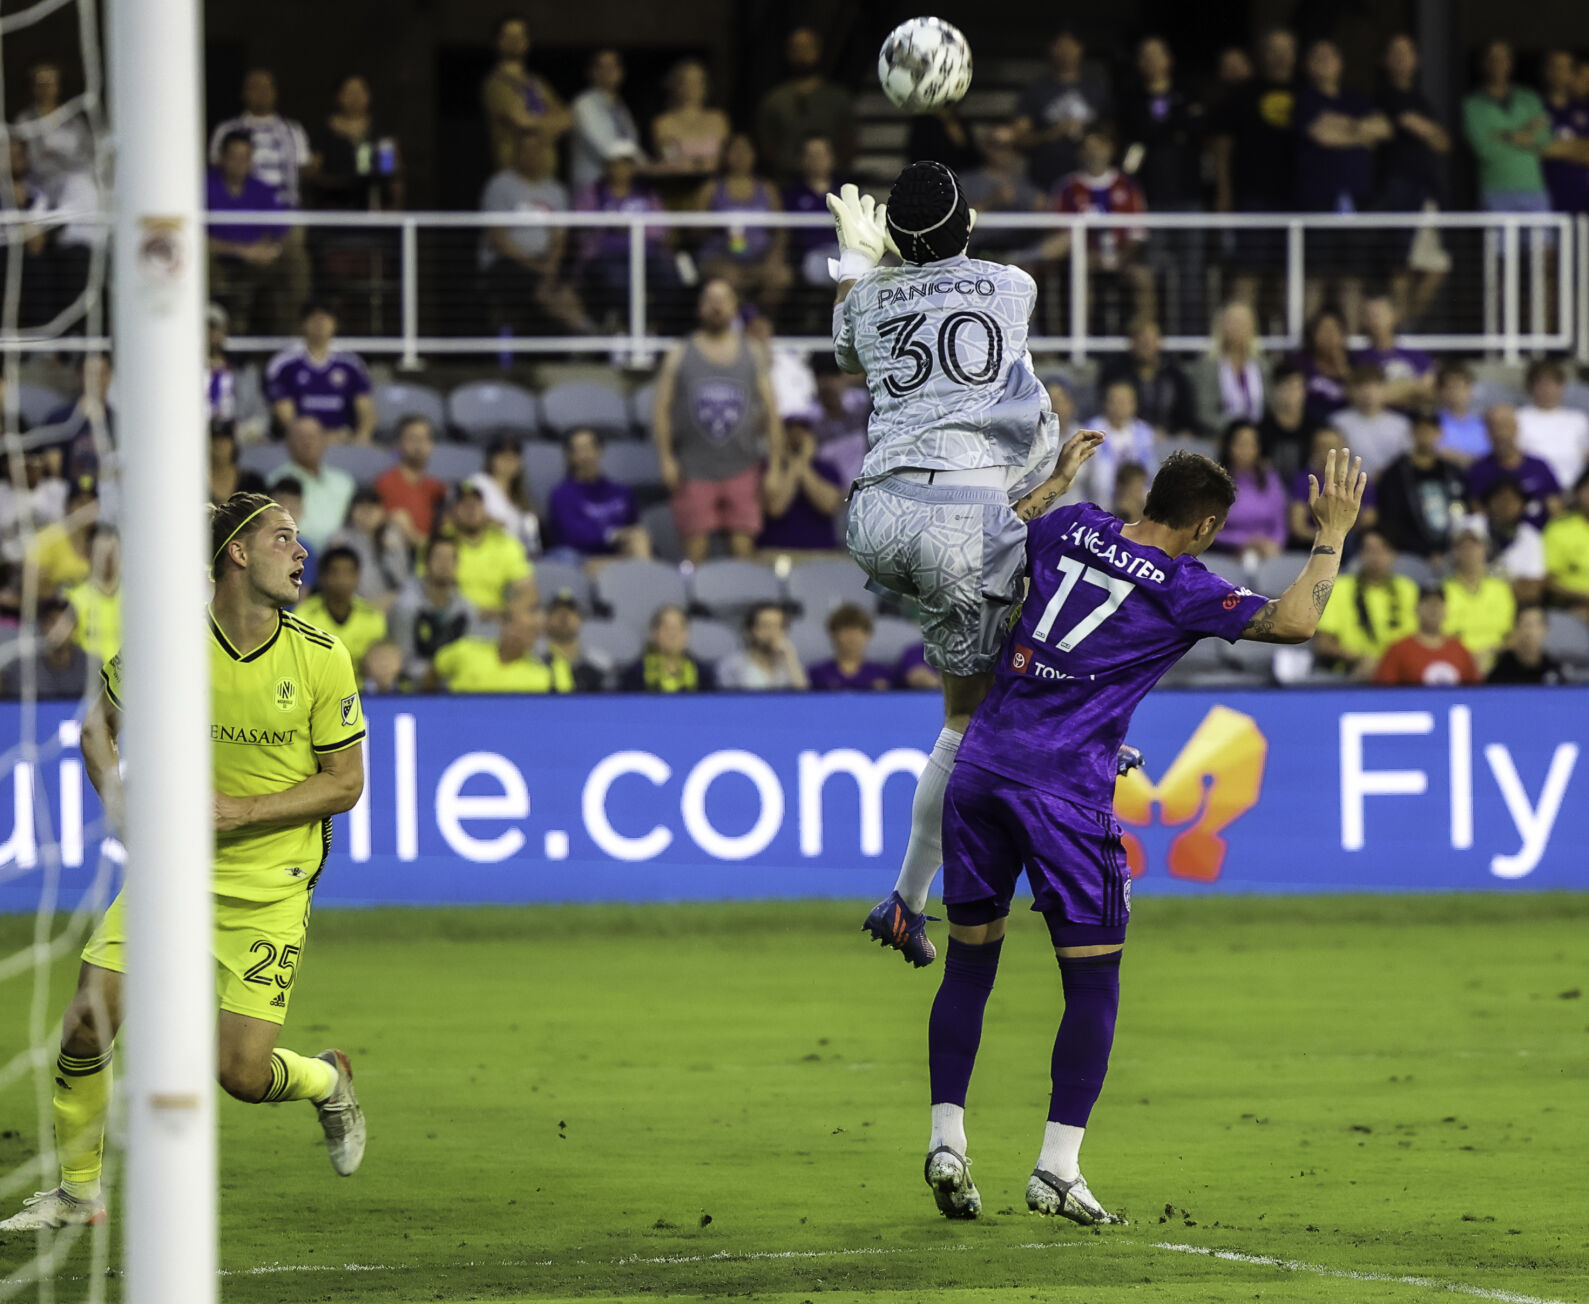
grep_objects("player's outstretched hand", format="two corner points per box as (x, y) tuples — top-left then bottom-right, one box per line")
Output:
(826, 183), (889, 278)
(1307, 446), (1367, 540)
(1056, 428), (1106, 481)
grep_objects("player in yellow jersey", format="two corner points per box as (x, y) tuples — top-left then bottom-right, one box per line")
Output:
(0, 493), (368, 1233)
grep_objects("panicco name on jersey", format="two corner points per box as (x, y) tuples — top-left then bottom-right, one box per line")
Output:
(876, 277), (998, 306)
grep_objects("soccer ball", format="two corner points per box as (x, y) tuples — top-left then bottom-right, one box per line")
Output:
(878, 17), (973, 113)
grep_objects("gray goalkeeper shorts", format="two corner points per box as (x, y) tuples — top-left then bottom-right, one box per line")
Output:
(846, 474), (1027, 678)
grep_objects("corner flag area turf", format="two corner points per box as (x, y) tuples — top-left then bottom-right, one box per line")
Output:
(3, 894), (1586, 1302)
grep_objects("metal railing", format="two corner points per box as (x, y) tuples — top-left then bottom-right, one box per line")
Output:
(3, 207), (1585, 367)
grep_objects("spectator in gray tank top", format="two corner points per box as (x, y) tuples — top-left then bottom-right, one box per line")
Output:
(653, 278), (786, 563)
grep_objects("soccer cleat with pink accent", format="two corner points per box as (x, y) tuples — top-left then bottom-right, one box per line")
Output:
(0, 1187), (106, 1233)
(314, 1049), (366, 1176)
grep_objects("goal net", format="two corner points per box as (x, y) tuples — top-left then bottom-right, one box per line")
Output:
(0, 0), (119, 1297)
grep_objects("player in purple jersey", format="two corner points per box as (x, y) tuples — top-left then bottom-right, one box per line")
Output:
(920, 446), (1366, 1224)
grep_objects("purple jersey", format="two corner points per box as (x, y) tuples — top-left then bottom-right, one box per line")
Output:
(807, 659), (894, 691)
(958, 503), (1270, 812)
(1545, 99), (1589, 214)
(265, 346), (372, 432)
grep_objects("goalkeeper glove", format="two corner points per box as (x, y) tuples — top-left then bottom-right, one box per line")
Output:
(826, 183), (894, 282)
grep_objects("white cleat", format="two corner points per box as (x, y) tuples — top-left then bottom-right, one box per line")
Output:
(314, 1049), (366, 1177)
(924, 1145), (981, 1219)
(0, 1187), (106, 1233)
(1026, 1169), (1124, 1225)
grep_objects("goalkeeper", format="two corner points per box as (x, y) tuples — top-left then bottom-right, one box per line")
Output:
(0, 493), (367, 1233)
(830, 165), (1128, 968)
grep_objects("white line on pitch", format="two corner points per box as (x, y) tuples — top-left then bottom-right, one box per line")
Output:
(1152, 1242), (1579, 1304)
(209, 1236), (1580, 1302)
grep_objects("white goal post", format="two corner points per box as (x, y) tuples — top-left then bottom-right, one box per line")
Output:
(107, 0), (215, 1300)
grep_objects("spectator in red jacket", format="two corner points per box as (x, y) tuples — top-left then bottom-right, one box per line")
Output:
(1374, 585), (1481, 685)
(1043, 127), (1153, 331)
(374, 415), (447, 548)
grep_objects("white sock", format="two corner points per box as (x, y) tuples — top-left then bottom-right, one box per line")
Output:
(1037, 1122), (1086, 1181)
(930, 1102), (967, 1155)
(893, 726), (963, 914)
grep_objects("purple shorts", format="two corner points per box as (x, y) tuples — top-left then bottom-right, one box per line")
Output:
(943, 761), (1130, 945)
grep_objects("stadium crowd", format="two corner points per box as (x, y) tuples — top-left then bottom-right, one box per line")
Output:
(4, 18), (1589, 695)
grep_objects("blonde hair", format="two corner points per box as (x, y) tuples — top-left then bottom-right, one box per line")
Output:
(1208, 301), (1260, 364)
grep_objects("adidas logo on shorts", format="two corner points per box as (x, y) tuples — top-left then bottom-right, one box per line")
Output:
(269, 992), (286, 1009)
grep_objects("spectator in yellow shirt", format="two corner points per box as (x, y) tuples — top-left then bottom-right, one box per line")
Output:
(1312, 528), (1420, 678)
(450, 480), (535, 617)
(292, 545), (389, 667)
(432, 600), (570, 693)
(1442, 516), (1516, 672)
(1544, 468), (1589, 614)
(25, 477), (97, 595)
(63, 527), (121, 665)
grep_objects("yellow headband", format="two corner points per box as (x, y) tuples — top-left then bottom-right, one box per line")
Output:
(211, 501), (280, 568)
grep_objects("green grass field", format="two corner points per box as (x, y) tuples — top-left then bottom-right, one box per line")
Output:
(2, 894), (1587, 1303)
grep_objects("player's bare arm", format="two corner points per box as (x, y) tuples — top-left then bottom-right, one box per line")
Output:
(1241, 448), (1367, 644)
(213, 741), (364, 834)
(80, 690), (124, 835)
(1016, 429), (1106, 522)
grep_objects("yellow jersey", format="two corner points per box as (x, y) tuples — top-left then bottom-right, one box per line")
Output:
(433, 636), (569, 693)
(100, 609), (365, 902)
(1543, 514), (1589, 597)
(292, 594), (388, 669)
(27, 525), (90, 591)
(1314, 574), (1420, 658)
(1442, 576), (1515, 657)
(454, 528), (532, 612)
(65, 582), (121, 664)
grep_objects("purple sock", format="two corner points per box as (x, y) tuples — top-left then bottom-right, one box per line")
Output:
(1048, 952), (1121, 1126)
(928, 937), (1002, 1106)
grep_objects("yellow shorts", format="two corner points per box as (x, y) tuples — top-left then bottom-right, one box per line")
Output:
(82, 887), (314, 1026)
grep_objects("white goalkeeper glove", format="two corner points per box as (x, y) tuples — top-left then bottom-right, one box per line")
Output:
(825, 183), (895, 283)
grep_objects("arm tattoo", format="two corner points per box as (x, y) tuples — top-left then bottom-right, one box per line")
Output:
(1312, 578), (1334, 614)
(1311, 544), (1337, 556)
(1018, 486), (1061, 521)
(1241, 599), (1279, 638)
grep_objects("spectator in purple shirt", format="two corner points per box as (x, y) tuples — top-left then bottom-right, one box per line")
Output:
(783, 134), (841, 281)
(546, 427), (651, 560)
(1294, 308), (1353, 423)
(893, 641), (942, 691)
(575, 140), (678, 327)
(1211, 420), (1287, 558)
(1466, 404), (1563, 529)
(1288, 425), (1379, 550)
(1541, 49), (1589, 214)
(265, 303), (375, 443)
(1352, 296), (1434, 408)
(206, 129), (289, 334)
(758, 415), (844, 550)
(807, 603), (894, 692)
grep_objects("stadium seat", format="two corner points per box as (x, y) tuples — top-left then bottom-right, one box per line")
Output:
(601, 442), (662, 493)
(640, 501), (681, 561)
(539, 380), (630, 440)
(447, 380), (540, 443)
(428, 444), (485, 485)
(1161, 434), (1218, 460)
(594, 558), (688, 626)
(1254, 553), (1303, 597)
(690, 559), (783, 619)
(324, 444), (395, 488)
(1544, 611), (1589, 665)
(533, 559), (593, 613)
(1470, 379), (1523, 412)
(1203, 551), (1253, 587)
(372, 380), (446, 440)
(785, 559), (877, 617)
(629, 381), (659, 438)
(580, 617), (643, 668)
(687, 618), (741, 664)
(1564, 380), (1589, 415)
(787, 617), (831, 667)
(1395, 555), (1438, 588)
(520, 443), (566, 519)
(868, 615), (922, 665)
(1221, 636), (1277, 682)
(17, 382), (66, 429)
(1161, 636), (1244, 687)
(239, 443), (289, 479)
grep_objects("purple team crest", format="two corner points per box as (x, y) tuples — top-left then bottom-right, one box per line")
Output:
(694, 379), (746, 443)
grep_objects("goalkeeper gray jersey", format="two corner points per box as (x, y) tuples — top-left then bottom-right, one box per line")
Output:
(833, 254), (1056, 496)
